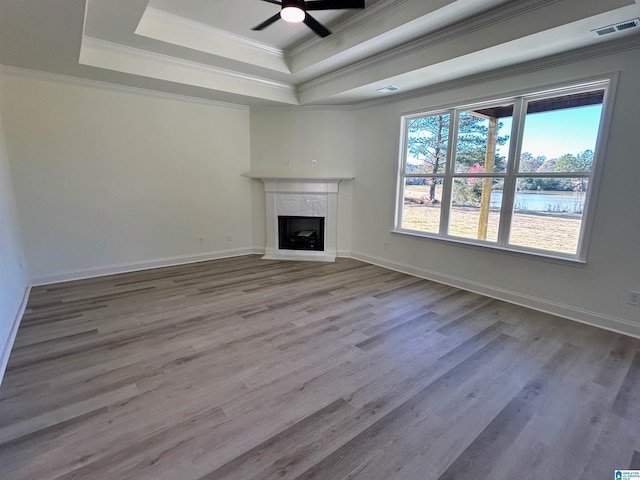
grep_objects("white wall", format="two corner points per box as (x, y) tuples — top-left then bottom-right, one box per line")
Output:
(2, 46), (638, 344)
(0, 84), (28, 381)
(250, 107), (355, 255)
(351, 47), (640, 334)
(0, 70), (254, 283)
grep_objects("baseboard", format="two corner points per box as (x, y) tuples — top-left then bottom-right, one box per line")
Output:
(29, 248), (260, 286)
(350, 251), (640, 340)
(25, 247), (639, 341)
(0, 285), (30, 386)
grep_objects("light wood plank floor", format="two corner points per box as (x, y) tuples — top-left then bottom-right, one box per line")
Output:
(1, 255), (639, 479)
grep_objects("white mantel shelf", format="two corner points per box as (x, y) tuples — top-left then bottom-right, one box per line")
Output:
(253, 176), (351, 263)
(244, 174), (353, 181)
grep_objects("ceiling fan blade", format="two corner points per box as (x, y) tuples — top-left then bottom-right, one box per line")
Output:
(303, 13), (331, 37)
(260, 0), (282, 5)
(252, 12), (282, 31)
(305, 0), (365, 10)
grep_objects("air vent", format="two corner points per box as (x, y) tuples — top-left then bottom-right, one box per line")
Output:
(377, 85), (399, 94)
(592, 18), (640, 36)
(595, 26), (616, 36)
(616, 20), (639, 31)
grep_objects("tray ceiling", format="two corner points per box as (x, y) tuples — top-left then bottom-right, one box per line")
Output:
(1, 0), (639, 106)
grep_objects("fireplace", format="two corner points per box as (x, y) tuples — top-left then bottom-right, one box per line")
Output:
(252, 176), (351, 262)
(278, 216), (325, 251)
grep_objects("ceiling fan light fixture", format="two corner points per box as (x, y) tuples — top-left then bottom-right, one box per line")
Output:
(281, 6), (305, 23)
(253, 0), (365, 37)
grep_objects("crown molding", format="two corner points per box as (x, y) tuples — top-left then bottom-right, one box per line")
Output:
(288, 0), (516, 81)
(144, 8), (284, 57)
(352, 34), (640, 109)
(0, 64), (252, 111)
(81, 37), (292, 88)
(79, 36), (299, 104)
(4, 29), (636, 111)
(299, 0), (568, 93)
(251, 104), (360, 112)
(136, 7), (290, 74)
(289, 0), (412, 57)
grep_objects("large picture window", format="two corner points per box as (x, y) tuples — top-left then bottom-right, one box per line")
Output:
(395, 80), (611, 260)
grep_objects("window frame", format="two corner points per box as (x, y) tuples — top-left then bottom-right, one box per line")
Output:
(394, 76), (616, 262)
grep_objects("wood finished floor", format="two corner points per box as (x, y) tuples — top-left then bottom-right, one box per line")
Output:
(1, 255), (639, 479)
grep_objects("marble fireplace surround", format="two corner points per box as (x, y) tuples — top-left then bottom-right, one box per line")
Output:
(255, 177), (351, 262)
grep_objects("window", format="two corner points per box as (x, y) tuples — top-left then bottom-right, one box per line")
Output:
(396, 80), (611, 260)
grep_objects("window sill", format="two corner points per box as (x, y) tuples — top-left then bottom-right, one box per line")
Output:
(390, 229), (587, 266)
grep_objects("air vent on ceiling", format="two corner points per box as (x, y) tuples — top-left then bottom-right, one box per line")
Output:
(377, 85), (400, 94)
(616, 20), (639, 31)
(595, 26), (616, 36)
(593, 18), (640, 36)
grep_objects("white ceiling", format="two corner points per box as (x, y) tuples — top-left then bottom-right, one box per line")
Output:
(1, 0), (639, 106)
(148, 0), (373, 50)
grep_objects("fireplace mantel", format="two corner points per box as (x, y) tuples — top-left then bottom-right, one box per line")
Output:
(247, 175), (352, 186)
(251, 176), (352, 262)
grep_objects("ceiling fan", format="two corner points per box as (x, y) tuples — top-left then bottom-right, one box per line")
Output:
(252, 0), (365, 38)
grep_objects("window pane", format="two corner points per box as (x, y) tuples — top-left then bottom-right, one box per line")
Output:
(449, 177), (502, 242)
(455, 105), (512, 173)
(401, 178), (442, 234)
(509, 178), (589, 254)
(406, 113), (450, 175)
(519, 90), (603, 173)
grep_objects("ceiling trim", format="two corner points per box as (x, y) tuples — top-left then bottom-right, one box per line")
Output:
(298, 0), (566, 94)
(288, 0), (466, 80)
(289, 0), (411, 57)
(3, 34), (638, 111)
(79, 36), (299, 104)
(297, 0), (629, 97)
(353, 34), (640, 109)
(0, 64), (251, 111)
(23, 0), (633, 106)
(135, 7), (291, 74)
(250, 104), (360, 112)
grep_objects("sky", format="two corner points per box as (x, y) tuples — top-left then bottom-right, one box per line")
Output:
(499, 104), (602, 159)
(406, 104), (603, 165)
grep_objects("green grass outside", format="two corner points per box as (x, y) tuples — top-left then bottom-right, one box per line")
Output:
(402, 185), (582, 254)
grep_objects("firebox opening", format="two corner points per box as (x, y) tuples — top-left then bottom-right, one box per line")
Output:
(278, 216), (325, 252)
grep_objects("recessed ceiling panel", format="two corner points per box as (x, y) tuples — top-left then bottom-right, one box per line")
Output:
(148, 0), (364, 50)
(136, 6), (291, 74)
(4, 0), (637, 106)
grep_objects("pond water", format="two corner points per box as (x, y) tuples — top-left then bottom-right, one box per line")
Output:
(490, 191), (586, 213)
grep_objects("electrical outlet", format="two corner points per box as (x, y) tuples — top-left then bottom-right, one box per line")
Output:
(311, 159), (317, 167)
(384, 242), (389, 251)
(226, 234), (232, 242)
(285, 159), (292, 167)
(197, 237), (204, 246)
(630, 291), (640, 306)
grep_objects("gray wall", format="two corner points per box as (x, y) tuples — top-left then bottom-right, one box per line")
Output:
(1, 71), (254, 283)
(350, 47), (640, 333)
(2, 44), (639, 367)
(0, 94), (28, 380)
(250, 107), (356, 255)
